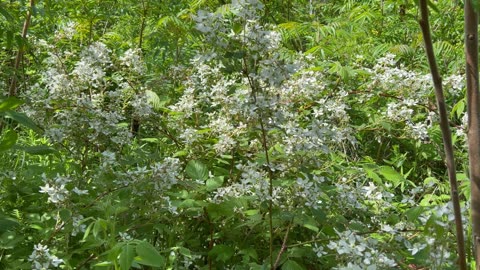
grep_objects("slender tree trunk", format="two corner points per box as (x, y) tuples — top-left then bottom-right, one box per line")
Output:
(418, 1), (467, 269)
(9, 0), (34, 97)
(465, 0), (480, 267)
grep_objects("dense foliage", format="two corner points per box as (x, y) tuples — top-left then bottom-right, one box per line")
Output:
(0, 0), (472, 269)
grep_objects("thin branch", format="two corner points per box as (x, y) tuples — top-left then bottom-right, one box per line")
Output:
(418, 1), (467, 269)
(273, 224), (292, 269)
(9, 0), (35, 97)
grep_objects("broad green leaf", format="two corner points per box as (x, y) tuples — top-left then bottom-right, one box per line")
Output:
(4, 111), (42, 133)
(294, 214), (319, 232)
(185, 160), (208, 180)
(206, 176), (224, 191)
(208, 244), (234, 262)
(363, 165), (382, 184)
(378, 166), (404, 187)
(135, 241), (165, 267)
(59, 209), (72, 222)
(0, 216), (19, 233)
(93, 219), (108, 239)
(303, 223), (319, 232)
(0, 129), (17, 152)
(239, 247), (258, 260)
(119, 242), (135, 270)
(451, 99), (465, 119)
(282, 260), (305, 270)
(405, 206), (425, 222)
(0, 97), (23, 112)
(20, 145), (56, 155)
(0, 231), (23, 249)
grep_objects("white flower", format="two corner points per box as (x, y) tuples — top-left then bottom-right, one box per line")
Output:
(29, 244), (64, 270)
(120, 48), (146, 74)
(71, 215), (86, 236)
(72, 187), (88, 195)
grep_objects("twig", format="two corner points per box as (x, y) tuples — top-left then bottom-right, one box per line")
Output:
(273, 224), (292, 269)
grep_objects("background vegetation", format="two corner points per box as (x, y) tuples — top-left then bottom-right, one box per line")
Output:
(0, 0), (473, 269)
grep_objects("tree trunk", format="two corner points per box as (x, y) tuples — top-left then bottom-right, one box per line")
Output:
(465, 0), (480, 267)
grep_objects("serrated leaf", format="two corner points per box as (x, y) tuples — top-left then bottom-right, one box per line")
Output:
(119, 242), (135, 270)
(0, 130), (17, 152)
(135, 241), (165, 267)
(145, 90), (167, 110)
(186, 160), (208, 180)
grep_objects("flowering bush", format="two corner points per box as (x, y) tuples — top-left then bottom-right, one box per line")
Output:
(0, 0), (469, 269)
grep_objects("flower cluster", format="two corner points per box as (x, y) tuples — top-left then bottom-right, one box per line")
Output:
(28, 244), (64, 270)
(327, 229), (397, 269)
(23, 42), (153, 155)
(39, 174), (71, 204)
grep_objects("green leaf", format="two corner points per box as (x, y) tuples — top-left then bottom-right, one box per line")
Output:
(140, 138), (159, 143)
(405, 206), (425, 222)
(281, 260), (306, 270)
(427, 0), (440, 13)
(135, 241), (165, 267)
(208, 244), (234, 262)
(82, 221), (95, 241)
(0, 231), (23, 249)
(451, 99), (465, 119)
(21, 145), (56, 155)
(185, 160), (208, 180)
(0, 97), (23, 112)
(378, 166), (404, 187)
(93, 219), (108, 239)
(145, 90), (167, 110)
(173, 150), (188, 157)
(93, 261), (114, 266)
(363, 165), (382, 184)
(0, 130), (17, 152)
(59, 209), (72, 222)
(0, 3), (14, 22)
(206, 176), (224, 191)
(119, 242), (135, 270)
(4, 111), (42, 133)
(0, 216), (19, 233)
